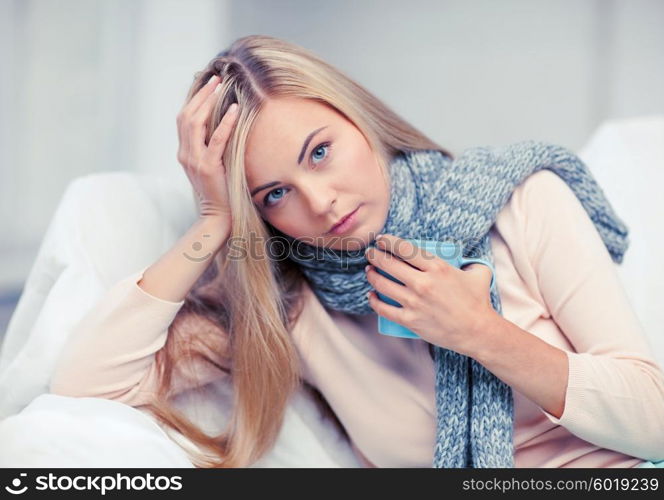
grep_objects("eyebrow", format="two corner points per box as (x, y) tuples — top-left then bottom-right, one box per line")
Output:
(250, 125), (328, 197)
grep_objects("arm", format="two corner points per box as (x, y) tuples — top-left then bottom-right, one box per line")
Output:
(470, 169), (664, 461)
(138, 215), (230, 303)
(473, 316), (568, 419)
(53, 74), (242, 407)
(50, 216), (232, 407)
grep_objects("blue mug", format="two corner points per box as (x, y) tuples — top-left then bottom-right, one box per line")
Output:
(374, 239), (496, 339)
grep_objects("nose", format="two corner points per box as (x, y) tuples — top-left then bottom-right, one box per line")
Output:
(300, 179), (337, 217)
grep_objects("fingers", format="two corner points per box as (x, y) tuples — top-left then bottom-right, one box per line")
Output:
(203, 103), (239, 163)
(191, 83), (224, 150)
(462, 263), (495, 292)
(176, 74), (220, 166)
(365, 246), (418, 290)
(182, 75), (220, 117)
(176, 70), (240, 192)
(366, 265), (414, 309)
(374, 234), (440, 272)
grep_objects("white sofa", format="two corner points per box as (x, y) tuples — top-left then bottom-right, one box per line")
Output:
(0, 116), (662, 467)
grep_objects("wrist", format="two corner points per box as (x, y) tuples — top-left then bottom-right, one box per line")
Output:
(463, 309), (505, 360)
(195, 215), (231, 247)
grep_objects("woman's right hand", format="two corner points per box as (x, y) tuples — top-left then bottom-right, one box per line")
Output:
(176, 74), (239, 224)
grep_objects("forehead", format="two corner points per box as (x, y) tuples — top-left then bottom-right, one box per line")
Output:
(245, 97), (343, 182)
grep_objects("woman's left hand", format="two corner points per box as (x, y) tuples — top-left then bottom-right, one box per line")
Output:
(364, 234), (497, 355)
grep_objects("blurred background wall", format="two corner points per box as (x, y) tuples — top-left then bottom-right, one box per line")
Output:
(1, 0), (663, 336)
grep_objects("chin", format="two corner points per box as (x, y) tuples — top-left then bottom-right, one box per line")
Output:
(325, 235), (369, 252)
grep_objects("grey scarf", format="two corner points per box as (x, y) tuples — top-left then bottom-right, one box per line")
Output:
(271, 140), (629, 468)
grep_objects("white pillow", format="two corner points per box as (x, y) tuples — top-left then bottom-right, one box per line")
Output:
(0, 388), (359, 468)
(577, 115), (664, 368)
(0, 172), (195, 418)
(0, 394), (196, 468)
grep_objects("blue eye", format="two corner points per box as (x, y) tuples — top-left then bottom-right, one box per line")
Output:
(262, 141), (332, 208)
(263, 186), (289, 207)
(311, 142), (330, 164)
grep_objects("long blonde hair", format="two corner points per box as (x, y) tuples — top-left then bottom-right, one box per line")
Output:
(139, 34), (454, 467)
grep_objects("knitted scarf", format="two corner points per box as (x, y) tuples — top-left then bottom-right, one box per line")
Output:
(272, 140), (630, 468)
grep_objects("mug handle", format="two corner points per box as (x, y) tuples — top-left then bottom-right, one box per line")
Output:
(458, 257), (496, 292)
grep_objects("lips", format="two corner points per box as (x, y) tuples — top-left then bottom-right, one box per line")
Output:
(328, 206), (359, 233)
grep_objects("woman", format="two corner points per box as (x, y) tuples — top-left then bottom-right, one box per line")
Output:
(50, 35), (664, 468)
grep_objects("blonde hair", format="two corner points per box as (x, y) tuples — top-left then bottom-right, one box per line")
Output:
(139, 34), (454, 467)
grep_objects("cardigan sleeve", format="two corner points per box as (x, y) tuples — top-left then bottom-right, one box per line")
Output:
(516, 169), (664, 461)
(49, 266), (230, 407)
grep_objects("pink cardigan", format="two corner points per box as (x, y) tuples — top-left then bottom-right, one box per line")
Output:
(50, 170), (664, 468)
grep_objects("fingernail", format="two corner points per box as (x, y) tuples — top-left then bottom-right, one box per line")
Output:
(365, 265), (371, 273)
(228, 103), (238, 113)
(207, 75), (218, 85)
(214, 83), (222, 94)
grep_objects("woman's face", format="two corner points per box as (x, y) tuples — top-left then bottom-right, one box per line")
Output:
(244, 97), (390, 251)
